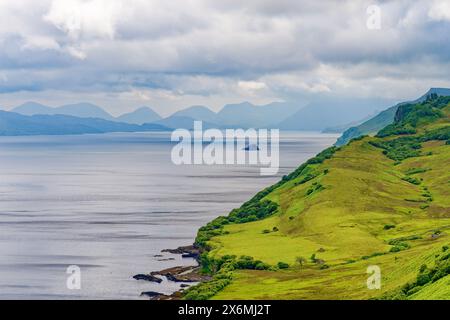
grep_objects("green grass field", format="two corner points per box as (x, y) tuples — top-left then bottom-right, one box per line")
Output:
(185, 97), (450, 300)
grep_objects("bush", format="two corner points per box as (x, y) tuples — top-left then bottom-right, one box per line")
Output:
(277, 262), (289, 269)
(234, 256), (270, 271)
(183, 270), (233, 300)
(294, 172), (319, 185)
(389, 241), (410, 253)
(362, 252), (385, 260)
(402, 176), (421, 185)
(306, 183), (324, 196)
(405, 167), (429, 175)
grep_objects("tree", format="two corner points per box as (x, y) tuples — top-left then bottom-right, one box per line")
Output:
(296, 256), (307, 267)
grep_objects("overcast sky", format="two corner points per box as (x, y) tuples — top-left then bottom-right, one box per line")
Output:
(0, 0), (449, 116)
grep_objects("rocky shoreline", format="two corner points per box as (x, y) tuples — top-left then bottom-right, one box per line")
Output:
(133, 245), (209, 300)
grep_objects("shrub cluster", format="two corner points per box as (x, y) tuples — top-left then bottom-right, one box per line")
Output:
(401, 176), (421, 185)
(277, 262), (289, 269)
(306, 182), (324, 196)
(389, 245), (450, 299)
(369, 125), (449, 162)
(377, 95), (449, 138)
(184, 254), (272, 300)
(389, 241), (410, 253)
(183, 257), (234, 300)
(370, 96), (449, 162)
(405, 167), (429, 175)
(369, 137), (421, 161)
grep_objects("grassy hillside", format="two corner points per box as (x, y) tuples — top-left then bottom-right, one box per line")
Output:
(335, 88), (450, 146)
(185, 95), (450, 300)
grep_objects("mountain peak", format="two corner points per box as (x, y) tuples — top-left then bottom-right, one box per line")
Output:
(171, 105), (218, 123)
(116, 106), (161, 124)
(12, 102), (53, 116)
(57, 103), (114, 120)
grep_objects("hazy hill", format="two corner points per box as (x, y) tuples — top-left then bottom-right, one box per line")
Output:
(171, 105), (219, 124)
(154, 116), (218, 130)
(56, 102), (115, 120)
(12, 101), (115, 121)
(12, 101), (54, 116)
(277, 97), (392, 131)
(336, 88), (450, 146)
(0, 111), (168, 136)
(116, 106), (162, 124)
(157, 101), (302, 129)
(322, 114), (375, 133)
(216, 101), (302, 128)
(186, 95), (450, 300)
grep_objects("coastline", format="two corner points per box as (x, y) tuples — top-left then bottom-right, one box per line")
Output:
(132, 134), (342, 300)
(134, 245), (207, 300)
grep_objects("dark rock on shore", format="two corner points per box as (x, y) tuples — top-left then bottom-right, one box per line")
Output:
(140, 290), (184, 300)
(133, 273), (163, 283)
(151, 265), (211, 283)
(135, 244), (206, 299)
(162, 245), (201, 259)
(141, 291), (162, 297)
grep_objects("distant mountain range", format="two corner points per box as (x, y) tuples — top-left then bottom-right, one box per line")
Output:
(335, 88), (450, 146)
(160, 101), (304, 129)
(8, 100), (306, 130)
(13, 102), (116, 121)
(12, 102), (163, 125)
(3, 90), (449, 137)
(0, 111), (169, 136)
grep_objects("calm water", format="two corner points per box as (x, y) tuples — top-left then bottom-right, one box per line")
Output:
(0, 131), (337, 299)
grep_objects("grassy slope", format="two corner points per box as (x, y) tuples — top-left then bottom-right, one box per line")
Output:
(195, 101), (450, 300)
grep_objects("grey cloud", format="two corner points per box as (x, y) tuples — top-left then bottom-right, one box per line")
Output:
(0, 0), (449, 111)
